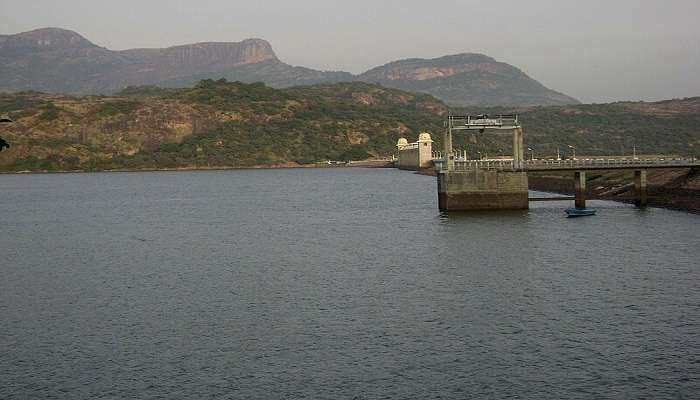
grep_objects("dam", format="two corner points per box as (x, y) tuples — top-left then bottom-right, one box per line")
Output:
(396, 114), (700, 211)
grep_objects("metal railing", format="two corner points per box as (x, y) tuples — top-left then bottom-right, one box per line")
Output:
(524, 158), (699, 170)
(447, 114), (520, 130)
(432, 157), (700, 171)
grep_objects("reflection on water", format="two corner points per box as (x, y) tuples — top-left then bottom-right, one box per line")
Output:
(1, 168), (698, 399)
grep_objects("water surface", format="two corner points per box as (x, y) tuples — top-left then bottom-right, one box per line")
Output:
(1, 168), (698, 399)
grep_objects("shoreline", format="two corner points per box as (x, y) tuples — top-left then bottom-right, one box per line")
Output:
(0, 160), (395, 175)
(4, 163), (697, 214)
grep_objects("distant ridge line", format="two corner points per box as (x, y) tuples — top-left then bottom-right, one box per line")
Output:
(0, 27), (579, 106)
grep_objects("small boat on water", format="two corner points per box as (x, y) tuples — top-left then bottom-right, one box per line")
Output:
(565, 207), (597, 217)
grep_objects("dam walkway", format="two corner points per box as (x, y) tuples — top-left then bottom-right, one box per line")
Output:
(435, 157), (700, 172)
(432, 156), (700, 210)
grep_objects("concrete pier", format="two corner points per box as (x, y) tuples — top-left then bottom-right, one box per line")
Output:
(634, 169), (647, 207)
(437, 125), (530, 211)
(438, 169), (529, 211)
(574, 171), (587, 208)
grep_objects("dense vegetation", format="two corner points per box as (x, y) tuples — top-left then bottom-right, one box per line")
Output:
(110, 80), (445, 168)
(0, 92), (51, 114)
(93, 100), (141, 117)
(0, 80), (446, 171)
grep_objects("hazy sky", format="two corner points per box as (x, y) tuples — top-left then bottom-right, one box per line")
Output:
(1, 0), (699, 103)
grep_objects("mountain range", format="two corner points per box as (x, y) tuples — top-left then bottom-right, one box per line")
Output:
(0, 28), (579, 106)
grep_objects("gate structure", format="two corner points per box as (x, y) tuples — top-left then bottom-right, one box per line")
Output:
(437, 114), (529, 210)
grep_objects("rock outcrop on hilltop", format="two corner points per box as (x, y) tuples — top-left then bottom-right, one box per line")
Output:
(0, 28), (280, 94)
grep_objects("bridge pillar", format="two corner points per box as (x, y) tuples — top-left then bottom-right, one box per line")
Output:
(574, 171), (586, 208)
(634, 169), (648, 207)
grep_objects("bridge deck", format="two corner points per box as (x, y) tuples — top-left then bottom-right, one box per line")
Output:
(434, 158), (700, 172)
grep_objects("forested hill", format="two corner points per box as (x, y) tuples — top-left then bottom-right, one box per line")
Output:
(0, 80), (698, 172)
(0, 80), (446, 171)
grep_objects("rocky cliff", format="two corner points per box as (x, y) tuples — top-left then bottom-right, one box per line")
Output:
(0, 28), (279, 94)
(0, 28), (578, 107)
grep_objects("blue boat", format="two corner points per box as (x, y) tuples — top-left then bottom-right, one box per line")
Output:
(566, 207), (596, 217)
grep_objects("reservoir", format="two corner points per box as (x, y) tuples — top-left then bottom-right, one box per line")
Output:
(1, 168), (698, 398)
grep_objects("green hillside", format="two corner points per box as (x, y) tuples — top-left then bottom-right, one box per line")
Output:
(0, 80), (446, 171)
(0, 81), (698, 172)
(130, 80), (446, 168)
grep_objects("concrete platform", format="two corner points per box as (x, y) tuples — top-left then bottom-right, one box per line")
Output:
(438, 169), (529, 211)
